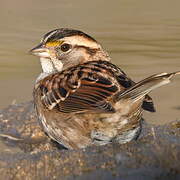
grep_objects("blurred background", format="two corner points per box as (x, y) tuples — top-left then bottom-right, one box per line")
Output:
(0, 0), (180, 124)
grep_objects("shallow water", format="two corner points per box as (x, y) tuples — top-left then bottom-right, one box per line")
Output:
(0, 0), (180, 125)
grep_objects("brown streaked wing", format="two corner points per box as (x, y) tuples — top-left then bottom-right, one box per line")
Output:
(38, 60), (156, 113)
(57, 76), (118, 113)
(40, 71), (119, 113)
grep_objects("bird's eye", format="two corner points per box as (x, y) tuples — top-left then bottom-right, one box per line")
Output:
(60, 43), (71, 52)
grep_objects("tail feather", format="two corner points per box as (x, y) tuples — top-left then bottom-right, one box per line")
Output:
(142, 95), (156, 112)
(116, 71), (180, 102)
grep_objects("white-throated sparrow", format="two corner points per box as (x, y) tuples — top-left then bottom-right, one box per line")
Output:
(30, 28), (180, 149)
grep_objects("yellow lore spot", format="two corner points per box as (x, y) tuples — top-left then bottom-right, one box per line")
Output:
(46, 41), (62, 47)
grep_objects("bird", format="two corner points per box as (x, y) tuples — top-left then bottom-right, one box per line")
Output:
(30, 28), (180, 149)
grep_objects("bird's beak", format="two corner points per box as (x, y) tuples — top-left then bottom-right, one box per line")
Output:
(29, 43), (50, 58)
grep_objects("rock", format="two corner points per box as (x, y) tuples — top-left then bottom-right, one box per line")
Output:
(0, 101), (180, 180)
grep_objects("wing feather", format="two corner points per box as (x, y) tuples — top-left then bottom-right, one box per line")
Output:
(38, 61), (123, 113)
(37, 60), (156, 114)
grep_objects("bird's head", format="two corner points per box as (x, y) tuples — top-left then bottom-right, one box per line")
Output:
(30, 28), (110, 73)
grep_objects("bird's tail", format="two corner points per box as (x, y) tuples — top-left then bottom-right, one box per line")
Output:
(115, 71), (180, 102)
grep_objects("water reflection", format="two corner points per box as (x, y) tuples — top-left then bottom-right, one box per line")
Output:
(0, 0), (180, 125)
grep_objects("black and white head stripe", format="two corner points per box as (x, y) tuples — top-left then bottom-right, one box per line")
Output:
(42, 28), (97, 44)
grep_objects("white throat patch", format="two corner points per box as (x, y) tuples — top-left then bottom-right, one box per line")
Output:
(40, 57), (54, 73)
(36, 57), (63, 82)
(40, 57), (63, 73)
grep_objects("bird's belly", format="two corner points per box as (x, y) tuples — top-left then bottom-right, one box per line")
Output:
(37, 108), (142, 149)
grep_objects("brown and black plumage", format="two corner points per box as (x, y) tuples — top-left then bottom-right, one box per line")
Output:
(30, 28), (180, 149)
